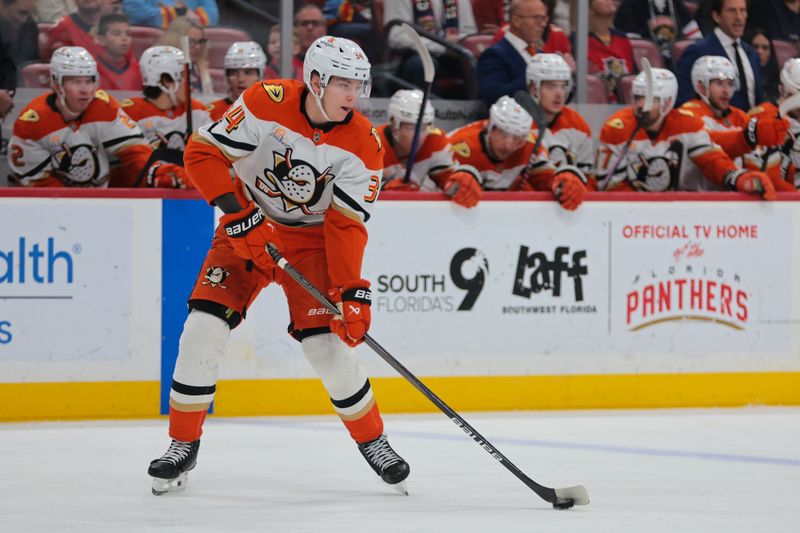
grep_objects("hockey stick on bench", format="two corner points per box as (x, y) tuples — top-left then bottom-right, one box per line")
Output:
(399, 22), (435, 185)
(266, 244), (589, 510)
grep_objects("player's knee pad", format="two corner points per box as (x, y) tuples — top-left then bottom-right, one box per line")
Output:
(172, 310), (230, 397)
(301, 332), (369, 401)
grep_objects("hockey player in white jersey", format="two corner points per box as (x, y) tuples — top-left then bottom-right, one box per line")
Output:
(8, 46), (178, 187)
(526, 53), (595, 184)
(147, 36), (410, 496)
(208, 41), (267, 121)
(596, 67), (775, 198)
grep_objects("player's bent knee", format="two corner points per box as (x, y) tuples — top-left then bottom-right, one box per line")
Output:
(301, 333), (368, 399)
(174, 310), (230, 380)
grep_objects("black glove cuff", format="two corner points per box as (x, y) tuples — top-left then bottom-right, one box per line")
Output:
(745, 117), (758, 147)
(342, 286), (372, 305)
(224, 206), (263, 238)
(723, 169), (746, 191)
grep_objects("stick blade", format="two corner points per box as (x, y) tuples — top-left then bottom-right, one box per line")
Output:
(399, 22), (435, 83)
(640, 57), (653, 113)
(553, 485), (590, 508)
(513, 90), (545, 124)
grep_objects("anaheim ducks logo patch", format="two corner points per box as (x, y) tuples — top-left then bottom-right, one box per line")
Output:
(451, 141), (471, 158)
(262, 82), (284, 103)
(202, 266), (229, 289)
(94, 90), (110, 103)
(256, 148), (334, 214)
(606, 118), (625, 129)
(19, 109), (39, 122)
(154, 131), (187, 150)
(51, 143), (103, 186)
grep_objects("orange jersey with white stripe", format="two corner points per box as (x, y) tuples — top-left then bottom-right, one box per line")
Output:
(186, 79), (384, 285)
(680, 98), (759, 163)
(208, 97), (234, 122)
(8, 90), (151, 187)
(378, 124), (458, 191)
(447, 120), (553, 190)
(597, 107), (738, 192)
(120, 97), (212, 150)
(541, 106), (594, 177)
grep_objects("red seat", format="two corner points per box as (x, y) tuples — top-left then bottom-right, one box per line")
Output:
(772, 40), (798, 70)
(209, 68), (227, 94)
(671, 39), (694, 67)
(618, 73), (636, 104)
(459, 34), (494, 59)
(130, 26), (164, 58)
(20, 62), (52, 88)
(630, 38), (664, 69)
(586, 74), (610, 104)
(37, 23), (54, 60)
(204, 27), (252, 69)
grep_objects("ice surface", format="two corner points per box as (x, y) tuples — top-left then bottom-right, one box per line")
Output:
(1, 408), (798, 532)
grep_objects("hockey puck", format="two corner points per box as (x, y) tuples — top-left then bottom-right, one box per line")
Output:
(552, 499), (575, 510)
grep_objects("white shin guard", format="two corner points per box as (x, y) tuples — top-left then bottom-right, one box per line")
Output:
(301, 333), (374, 416)
(170, 310), (230, 407)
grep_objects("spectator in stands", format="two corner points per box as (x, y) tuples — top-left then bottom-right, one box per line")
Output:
(100, 0), (122, 15)
(265, 23), (300, 80)
(747, 0), (800, 45)
(35, 0), (76, 23)
(324, 0), (371, 45)
(489, 0), (573, 64)
(47, 0), (102, 56)
(588, 0), (636, 102)
(676, 0), (761, 110)
(95, 13), (142, 90)
(121, 0), (217, 29)
(294, 3), (327, 61)
(0, 0), (39, 79)
(746, 28), (781, 104)
(157, 16), (211, 95)
(614, 0), (702, 66)
(384, 0), (476, 98)
(477, 0), (557, 107)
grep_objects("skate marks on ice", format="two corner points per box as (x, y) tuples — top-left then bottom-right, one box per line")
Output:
(0, 408), (799, 532)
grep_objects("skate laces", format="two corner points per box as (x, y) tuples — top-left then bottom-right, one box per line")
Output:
(160, 439), (193, 465)
(361, 435), (401, 471)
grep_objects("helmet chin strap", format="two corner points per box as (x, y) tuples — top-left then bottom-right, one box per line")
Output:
(55, 85), (85, 120)
(312, 85), (334, 122)
(159, 81), (181, 107)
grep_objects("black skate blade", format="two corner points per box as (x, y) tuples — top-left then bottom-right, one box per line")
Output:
(151, 472), (189, 495)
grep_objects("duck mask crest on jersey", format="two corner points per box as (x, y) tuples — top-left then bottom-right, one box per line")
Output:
(256, 148), (334, 214)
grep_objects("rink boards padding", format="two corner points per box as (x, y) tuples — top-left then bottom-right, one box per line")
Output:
(2, 190), (800, 421)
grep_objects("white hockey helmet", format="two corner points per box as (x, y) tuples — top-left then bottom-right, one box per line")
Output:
(632, 67), (678, 118)
(691, 55), (739, 100)
(388, 89), (435, 126)
(526, 53), (572, 96)
(780, 58), (800, 97)
(140, 45), (185, 92)
(224, 41), (267, 78)
(50, 46), (97, 86)
(488, 95), (533, 137)
(303, 36), (372, 98)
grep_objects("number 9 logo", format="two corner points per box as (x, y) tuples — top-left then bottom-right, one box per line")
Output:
(449, 248), (489, 311)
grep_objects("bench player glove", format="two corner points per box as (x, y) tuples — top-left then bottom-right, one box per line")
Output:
(382, 178), (421, 191)
(551, 170), (587, 211)
(745, 115), (789, 147)
(220, 200), (283, 271)
(444, 171), (481, 208)
(724, 169), (777, 201)
(147, 163), (187, 189)
(328, 280), (372, 347)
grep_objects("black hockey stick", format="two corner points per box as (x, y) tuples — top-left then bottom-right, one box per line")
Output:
(266, 244), (589, 509)
(400, 23), (435, 184)
(181, 36), (194, 140)
(513, 90), (547, 156)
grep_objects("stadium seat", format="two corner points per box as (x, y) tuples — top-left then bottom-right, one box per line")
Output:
(586, 74), (610, 104)
(130, 26), (164, 58)
(205, 27), (252, 69)
(459, 34), (494, 59)
(630, 38), (664, 68)
(671, 39), (694, 67)
(209, 68), (227, 94)
(20, 62), (52, 88)
(37, 23), (53, 60)
(618, 73), (636, 104)
(773, 40), (798, 70)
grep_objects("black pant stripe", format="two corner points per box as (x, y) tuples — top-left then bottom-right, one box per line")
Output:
(330, 379), (371, 409)
(172, 380), (216, 396)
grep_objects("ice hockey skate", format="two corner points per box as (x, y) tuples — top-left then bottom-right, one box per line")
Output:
(358, 434), (410, 495)
(148, 439), (200, 495)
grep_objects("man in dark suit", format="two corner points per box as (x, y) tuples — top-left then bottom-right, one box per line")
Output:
(476, 0), (550, 107)
(676, 0), (761, 109)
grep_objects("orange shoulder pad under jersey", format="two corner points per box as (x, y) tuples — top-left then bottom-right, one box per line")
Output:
(682, 99), (749, 129)
(599, 107), (641, 145)
(377, 124), (396, 166)
(241, 79), (383, 170)
(551, 106), (591, 136)
(118, 96), (157, 121)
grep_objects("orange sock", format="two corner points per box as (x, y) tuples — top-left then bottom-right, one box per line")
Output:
(342, 402), (384, 444)
(169, 406), (208, 442)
